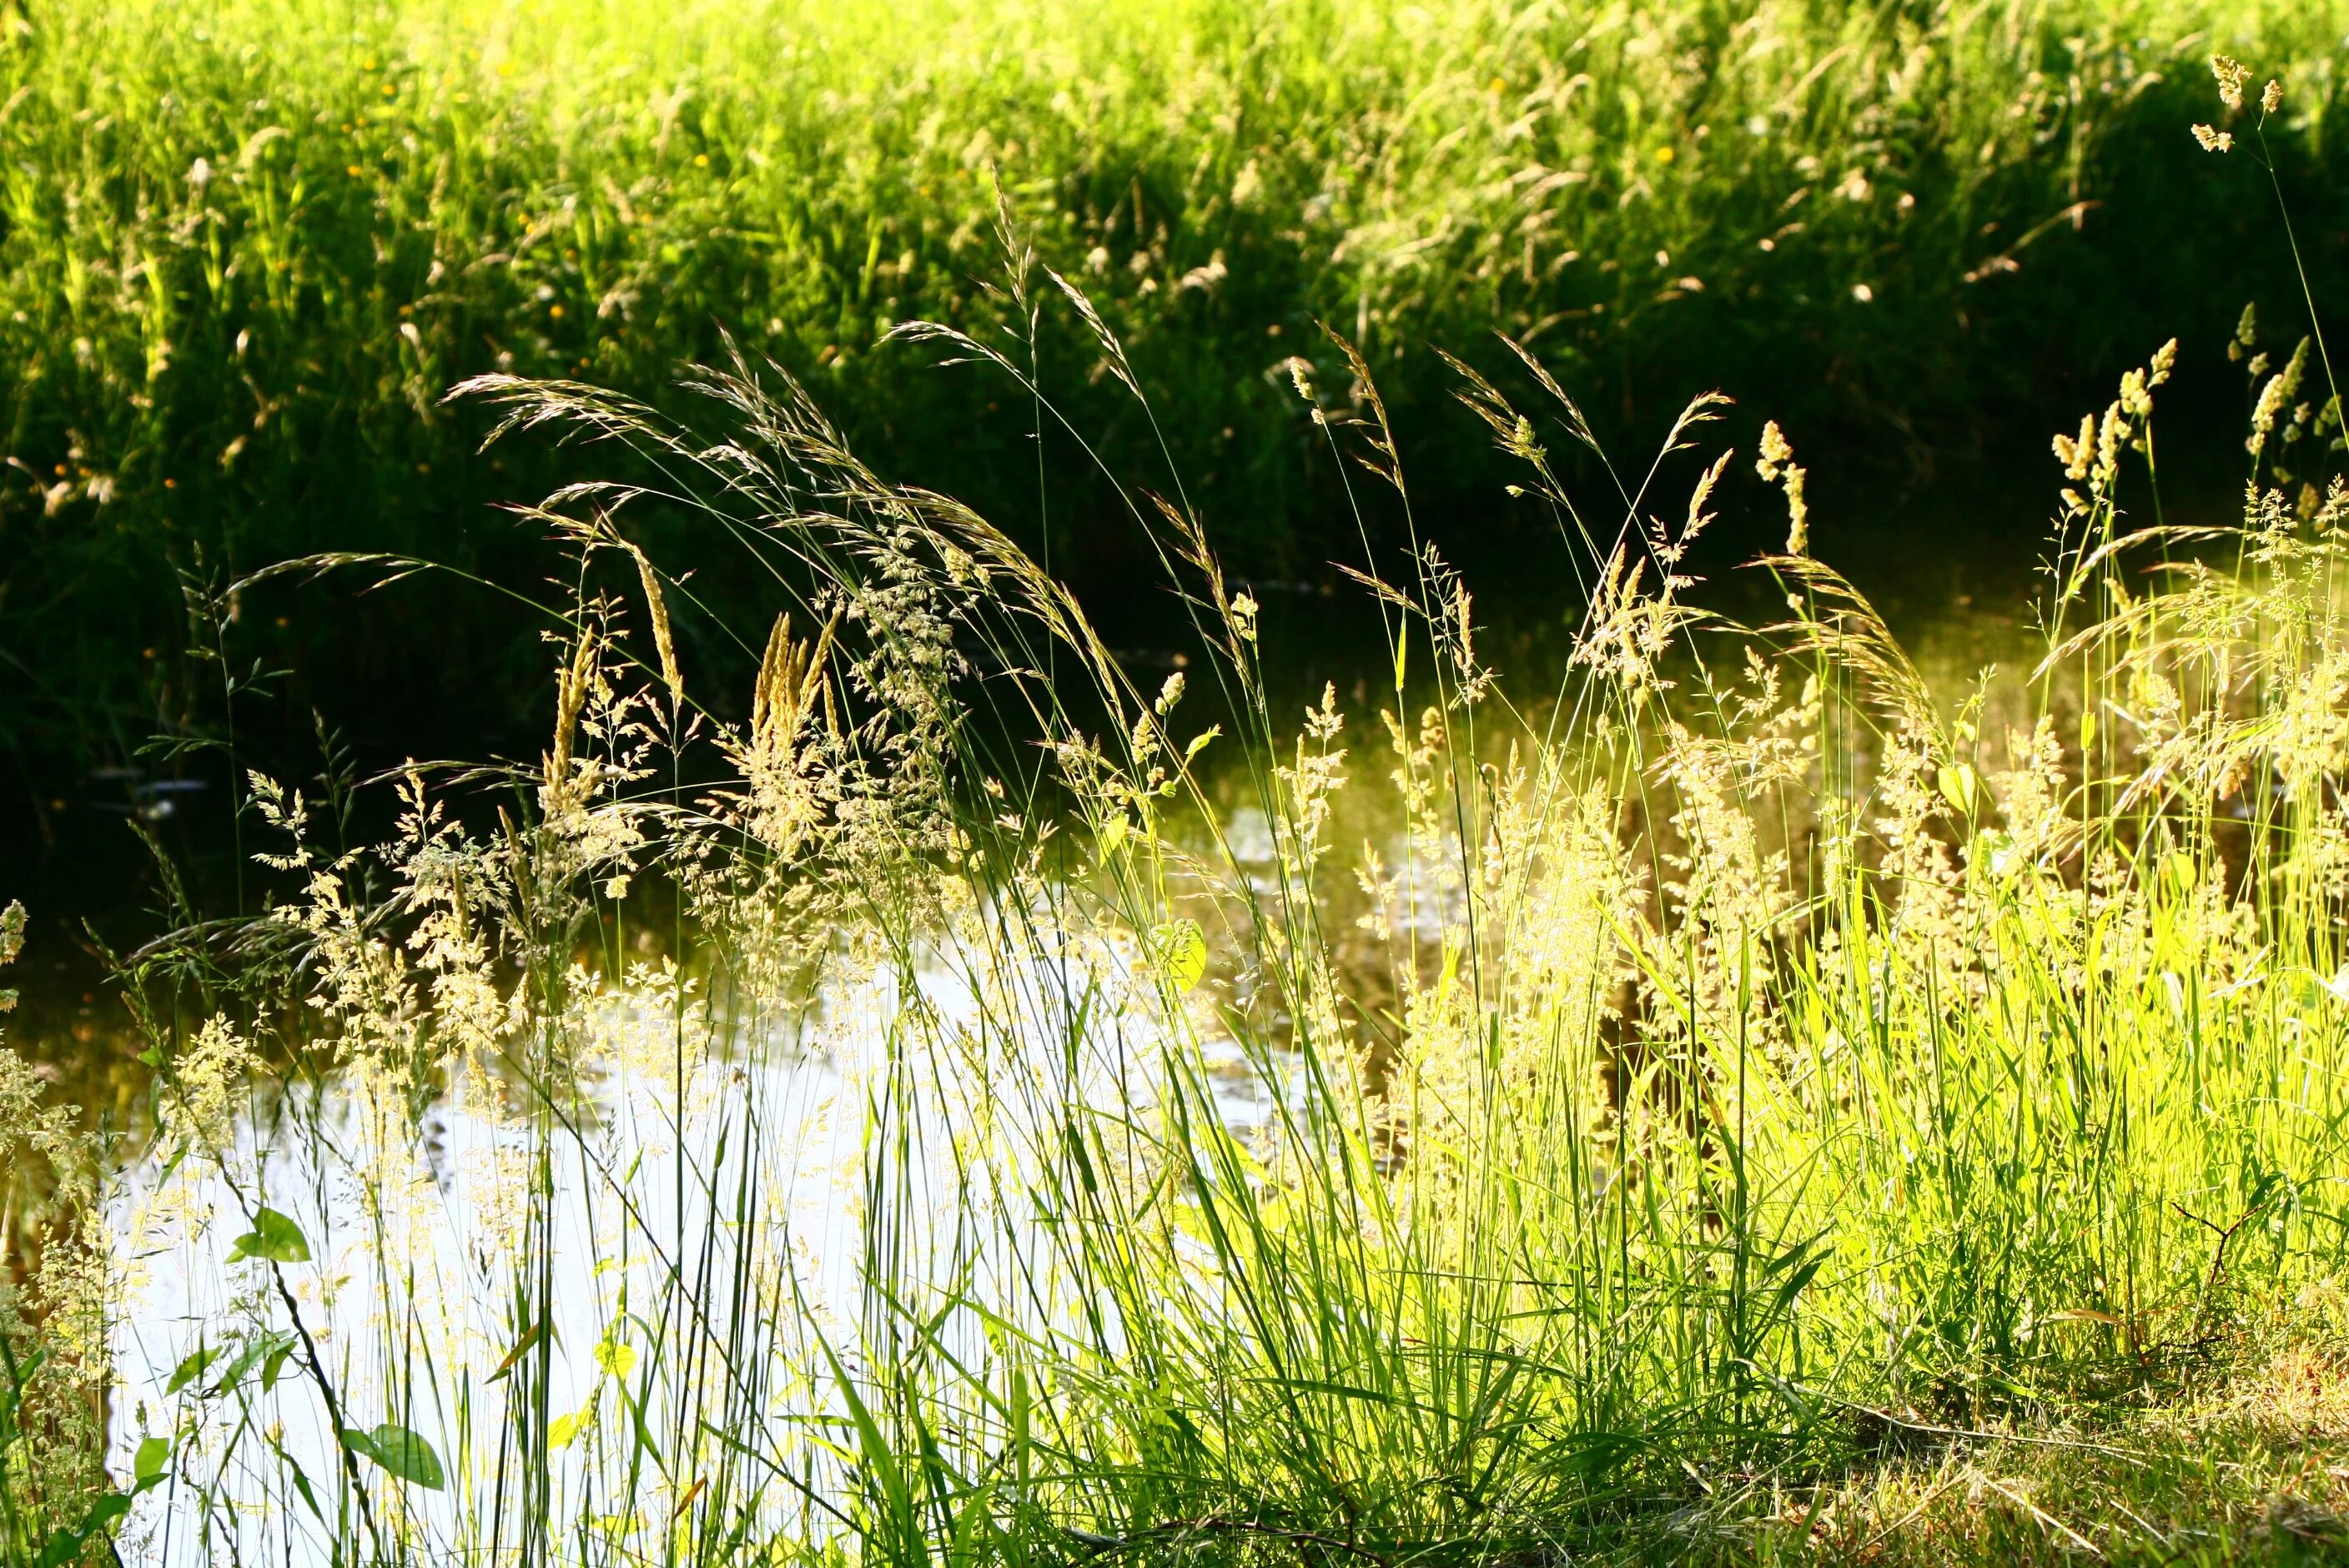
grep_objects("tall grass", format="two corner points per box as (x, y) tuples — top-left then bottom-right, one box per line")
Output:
(6, 59), (2349, 1568)
(3, 0), (2345, 761)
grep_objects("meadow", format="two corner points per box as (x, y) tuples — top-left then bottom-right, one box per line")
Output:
(5, 8), (2349, 1567)
(3, 0), (2346, 764)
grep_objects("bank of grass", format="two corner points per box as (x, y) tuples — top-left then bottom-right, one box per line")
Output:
(1687, 1315), (2349, 1564)
(2, 0), (2345, 761)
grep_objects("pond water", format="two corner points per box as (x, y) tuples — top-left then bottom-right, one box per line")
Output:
(3, 573), (2055, 1093)
(89, 877), (1337, 1561)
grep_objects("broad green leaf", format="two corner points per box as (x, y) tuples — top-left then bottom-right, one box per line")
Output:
(1755, 1365), (1818, 1426)
(283, 1454), (324, 1523)
(80, 1495), (131, 1532)
(1151, 920), (1207, 993)
(229, 1208), (311, 1264)
(817, 1339), (917, 1545)
(1773, 1254), (1825, 1315)
(951, 1477), (996, 1564)
(549, 1410), (585, 1450)
(595, 1335), (637, 1380)
(344, 1423), (444, 1490)
(2163, 850), (2198, 897)
(134, 1436), (170, 1484)
(206, 1331), (293, 1397)
(166, 1345), (217, 1396)
(1935, 761), (1979, 817)
(3, 1345), (50, 1427)
(485, 1318), (547, 1383)
(1758, 1229), (1831, 1279)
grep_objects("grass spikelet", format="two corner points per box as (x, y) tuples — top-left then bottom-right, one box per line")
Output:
(546, 623), (599, 808)
(626, 541), (683, 702)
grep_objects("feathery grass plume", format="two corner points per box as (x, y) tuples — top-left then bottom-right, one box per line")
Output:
(1754, 419), (1809, 554)
(2054, 411), (2100, 480)
(2212, 53), (2251, 113)
(2250, 335), (2313, 455)
(1762, 552), (1939, 736)
(753, 611), (837, 755)
(727, 610), (841, 861)
(13, 0), (2349, 781)
(2233, 301), (2261, 362)
(626, 540), (683, 703)
(544, 623), (600, 810)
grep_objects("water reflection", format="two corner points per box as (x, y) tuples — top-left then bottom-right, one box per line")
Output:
(4, 591), (2066, 1109)
(0, 580), (2100, 1560)
(96, 897), (1324, 1564)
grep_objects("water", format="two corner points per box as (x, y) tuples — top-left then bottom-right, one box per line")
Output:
(1, 575), (2056, 1090)
(89, 880), (1335, 1562)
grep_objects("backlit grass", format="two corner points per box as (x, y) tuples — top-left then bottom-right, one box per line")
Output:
(3, 38), (2349, 1568)
(3, 0), (2345, 757)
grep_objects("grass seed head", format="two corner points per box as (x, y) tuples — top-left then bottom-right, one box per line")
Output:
(2212, 54), (2251, 112)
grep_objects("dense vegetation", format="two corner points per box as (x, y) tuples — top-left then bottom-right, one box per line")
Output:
(11, 245), (2349, 1560)
(3, 0), (2346, 765)
(6, 7), (2349, 1564)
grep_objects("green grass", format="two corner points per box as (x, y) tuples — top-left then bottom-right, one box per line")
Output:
(5, 13), (2349, 1564)
(3, 0), (2346, 760)
(1660, 1319), (2349, 1563)
(6, 209), (2349, 1559)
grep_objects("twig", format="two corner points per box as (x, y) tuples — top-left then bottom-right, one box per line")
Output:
(2105, 1494), (2170, 1550)
(268, 1263), (385, 1558)
(2173, 1199), (2267, 1304)
(1810, 1387), (2153, 1466)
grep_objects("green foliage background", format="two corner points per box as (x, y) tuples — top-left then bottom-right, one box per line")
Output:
(0, 0), (2341, 760)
